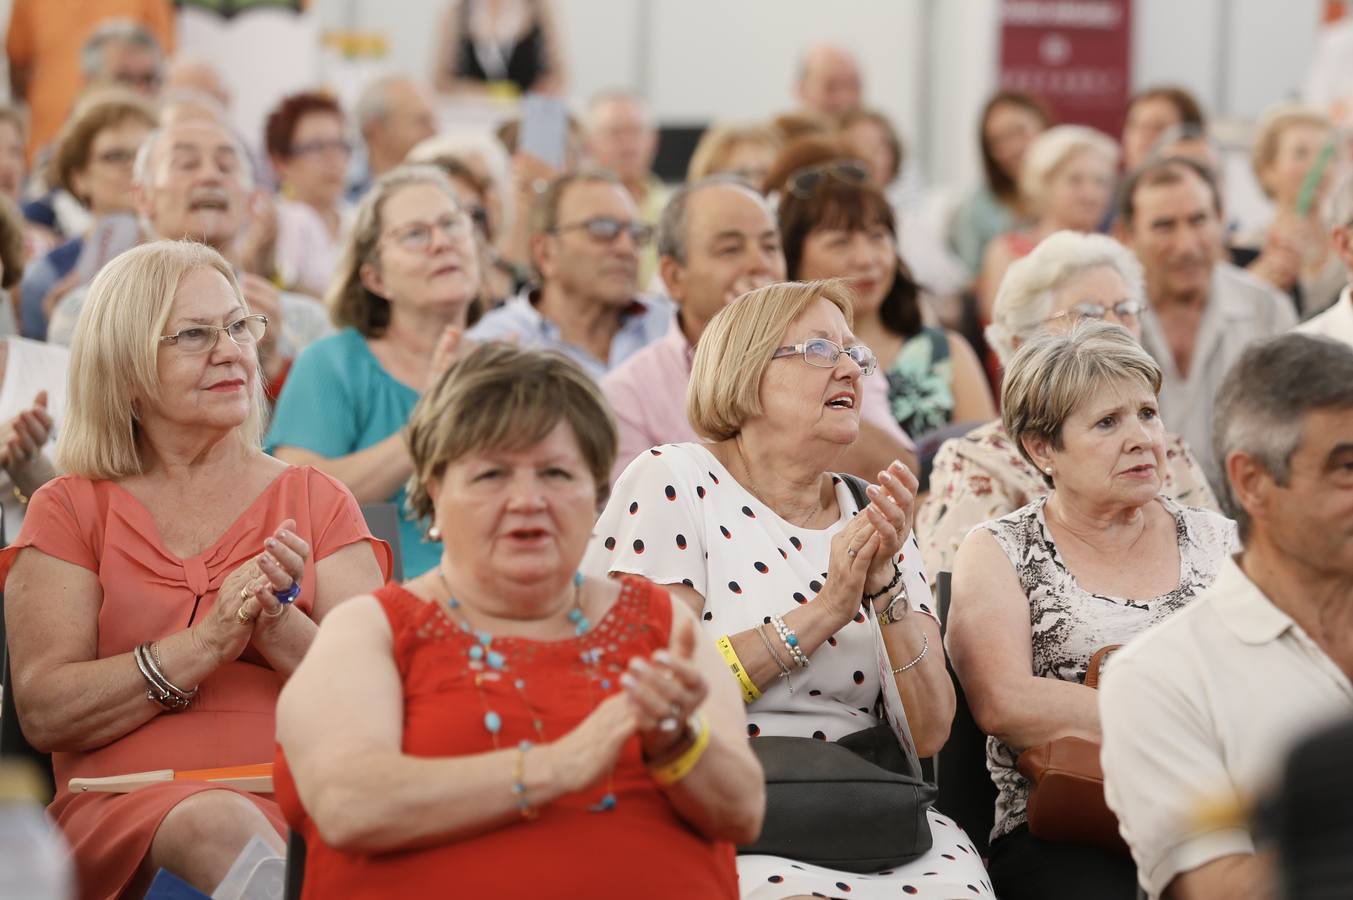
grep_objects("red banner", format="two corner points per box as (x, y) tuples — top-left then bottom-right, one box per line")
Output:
(998, 0), (1133, 138)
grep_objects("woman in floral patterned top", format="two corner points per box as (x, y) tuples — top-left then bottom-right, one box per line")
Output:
(917, 231), (1216, 585)
(773, 153), (996, 442)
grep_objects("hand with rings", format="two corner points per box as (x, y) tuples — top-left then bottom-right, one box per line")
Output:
(852, 461), (919, 597)
(238, 518), (312, 630)
(621, 611), (709, 762)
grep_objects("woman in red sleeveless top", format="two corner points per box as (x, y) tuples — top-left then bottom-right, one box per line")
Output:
(274, 343), (763, 898)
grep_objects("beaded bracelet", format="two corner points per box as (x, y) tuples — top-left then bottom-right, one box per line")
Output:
(863, 561), (903, 603)
(756, 623), (794, 694)
(769, 615), (808, 668)
(649, 713), (711, 786)
(716, 635), (762, 703)
(890, 633), (929, 674)
(510, 741), (540, 821)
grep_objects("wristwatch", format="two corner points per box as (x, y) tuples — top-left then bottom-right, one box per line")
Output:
(876, 585), (909, 627)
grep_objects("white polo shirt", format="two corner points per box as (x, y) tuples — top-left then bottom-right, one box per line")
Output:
(1297, 284), (1353, 347)
(1099, 556), (1353, 899)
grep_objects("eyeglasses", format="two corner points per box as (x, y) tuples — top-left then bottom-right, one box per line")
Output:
(289, 138), (354, 158)
(1044, 300), (1145, 325)
(114, 70), (162, 90)
(785, 160), (870, 199)
(384, 212), (473, 252)
(466, 205), (490, 235)
(159, 314), (268, 354)
(550, 217), (654, 247)
(772, 338), (877, 376)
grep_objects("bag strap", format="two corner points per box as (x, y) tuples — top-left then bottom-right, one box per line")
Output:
(1084, 644), (1123, 689)
(838, 472), (871, 513)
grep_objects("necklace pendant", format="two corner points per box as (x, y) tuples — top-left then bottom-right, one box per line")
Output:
(589, 792), (617, 813)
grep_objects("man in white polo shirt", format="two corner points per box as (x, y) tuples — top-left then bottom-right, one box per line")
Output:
(1099, 333), (1353, 900)
(1297, 173), (1353, 346)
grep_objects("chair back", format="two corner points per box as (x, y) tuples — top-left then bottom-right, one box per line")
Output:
(934, 571), (997, 855)
(360, 503), (404, 583)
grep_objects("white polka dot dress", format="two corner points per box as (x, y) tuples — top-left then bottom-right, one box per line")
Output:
(583, 443), (993, 898)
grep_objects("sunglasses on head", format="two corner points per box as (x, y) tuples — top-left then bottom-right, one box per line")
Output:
(785, 160), (870, 199)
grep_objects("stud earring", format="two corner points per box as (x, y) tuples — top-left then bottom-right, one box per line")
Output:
(1044, 467), (1053, 476)
(428, 525), (442, 540)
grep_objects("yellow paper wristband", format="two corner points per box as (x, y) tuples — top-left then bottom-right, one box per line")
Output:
(650, 713), (711, 786)
(716, 635), (762, 703)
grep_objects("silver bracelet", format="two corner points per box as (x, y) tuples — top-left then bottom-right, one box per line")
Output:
(769, 615), (809, 668)
(756, 623), (794, 694)
(890, 632), (929, 674)
(134, 642), (198, 710)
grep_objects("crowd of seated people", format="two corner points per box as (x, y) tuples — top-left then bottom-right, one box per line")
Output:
(2, 11), (1353, 900)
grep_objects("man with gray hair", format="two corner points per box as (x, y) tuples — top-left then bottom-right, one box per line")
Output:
(1296, 172), (1353, 346)
(601, 175), (916, 482)
(1100, 332), (1353, 900)
(352, 75), (438, 195)
(7, 4), (173, 158)
(46, 117), (329, 379)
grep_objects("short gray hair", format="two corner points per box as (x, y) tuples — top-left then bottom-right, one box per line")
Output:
(1212, 333), (1353, 539)
(354, 75), (411, 133)
(656, 174), (768, 264)
(1002, 320), (1163, 486)
(986, 230), (1146, 365)
(1019, 124), (1119, 212)
(81, 19), (162, 80)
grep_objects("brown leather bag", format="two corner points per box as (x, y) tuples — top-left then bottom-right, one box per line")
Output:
(1015, 644), (1129, 855)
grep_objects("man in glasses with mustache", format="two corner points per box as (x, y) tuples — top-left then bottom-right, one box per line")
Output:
(1116, 157), (1295, 493)
(602, 175), (917, 484)
(45, 117), (330, 385)
(469, 169), (672, 380)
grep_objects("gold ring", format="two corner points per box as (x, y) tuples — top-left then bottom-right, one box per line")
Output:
(240, 585), (251, 602)
(236, 606), (252, 625)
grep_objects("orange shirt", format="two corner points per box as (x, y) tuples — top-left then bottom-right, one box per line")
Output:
(6, 0), (175, 159)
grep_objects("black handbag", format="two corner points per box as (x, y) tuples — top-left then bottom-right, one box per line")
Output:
(740, 723), (937, 872)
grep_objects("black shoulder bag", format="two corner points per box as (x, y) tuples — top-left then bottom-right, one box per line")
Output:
(737, 473), (936, 872)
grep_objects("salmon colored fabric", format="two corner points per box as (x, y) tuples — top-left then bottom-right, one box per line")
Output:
(1, 465), (391, 900)
(274, 577), (739, 899)
(6, 0), (175, 158)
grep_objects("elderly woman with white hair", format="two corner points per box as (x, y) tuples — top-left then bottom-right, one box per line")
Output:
(946, 321), (1237, 900)
(977, 125), (1119, 320)
(587, 279), (992, 898)
(918, 231), (1216, 582)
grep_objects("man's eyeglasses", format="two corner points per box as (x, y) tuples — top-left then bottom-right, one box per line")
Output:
(384, 212), (474, 252)
(289, 138), (354, 158)
(785, 161), (870, 199)
(551, 217), (653, 247)
(772, 338), (877, 376)
(159, 315), (268, 354)
(1044, 300), (1145, 325)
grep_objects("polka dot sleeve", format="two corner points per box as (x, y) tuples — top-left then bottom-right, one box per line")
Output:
(583, 445), (711, 599)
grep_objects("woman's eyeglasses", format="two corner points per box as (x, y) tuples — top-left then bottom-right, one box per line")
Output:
(1044, 300), (1145, 325)
(159, 315), (268, 354)
(785, 160), (870, 199)
(550, 216), (654, 247)
(772, 338), (877, 376)
(385, 212), (474, 252)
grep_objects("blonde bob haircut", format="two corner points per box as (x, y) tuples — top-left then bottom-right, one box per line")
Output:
(1001, 320), (1163, 486)
(1250, 105), (1332, 199)
(327, 164), (464, 337)
(405, 343), (618, 523)
(58, 240), (267, 479)
(688, 279), (854, 442)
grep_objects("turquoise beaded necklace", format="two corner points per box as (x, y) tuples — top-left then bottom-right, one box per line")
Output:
(436, 567), (618, 813)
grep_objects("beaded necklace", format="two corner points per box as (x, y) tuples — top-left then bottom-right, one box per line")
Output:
(436, 567), (618, 813)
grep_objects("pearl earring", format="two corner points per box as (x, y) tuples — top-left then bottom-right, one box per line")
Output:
(1044, 467), (1053, 476)
(428, 525), (442, 540)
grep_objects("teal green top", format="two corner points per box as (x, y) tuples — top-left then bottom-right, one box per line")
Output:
(266, 327), (439, 577)
(949, 184), (1019, 275)
(884, 326), (955, 440)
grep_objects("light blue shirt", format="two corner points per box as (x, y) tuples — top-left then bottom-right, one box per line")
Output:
(468, 289), (673, 381)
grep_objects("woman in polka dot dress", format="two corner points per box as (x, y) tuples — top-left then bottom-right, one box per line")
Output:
(584, 281), (992, 899)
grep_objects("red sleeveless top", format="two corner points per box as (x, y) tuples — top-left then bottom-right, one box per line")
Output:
(274, 576), (739, 899)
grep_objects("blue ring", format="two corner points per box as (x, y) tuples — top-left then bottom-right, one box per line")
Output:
(274, 581), (301, 604)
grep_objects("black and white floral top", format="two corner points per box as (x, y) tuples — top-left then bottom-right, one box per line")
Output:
(979, 494), (1239, 841)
